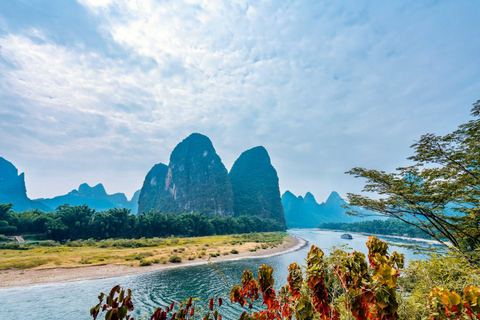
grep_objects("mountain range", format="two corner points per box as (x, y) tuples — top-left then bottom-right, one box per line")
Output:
(1, 133), (377, 227)
(282, 190), (380, 228)
(36, 183), (140, 214)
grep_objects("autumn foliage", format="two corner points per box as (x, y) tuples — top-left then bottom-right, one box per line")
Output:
(92, 236), (480, 320)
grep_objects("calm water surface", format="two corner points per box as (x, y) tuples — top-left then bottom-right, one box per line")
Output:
(0, 229), (434, 319)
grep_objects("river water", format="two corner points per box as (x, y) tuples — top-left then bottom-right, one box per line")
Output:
(0, 229), (436, 319)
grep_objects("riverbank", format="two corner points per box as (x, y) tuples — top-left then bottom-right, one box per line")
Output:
(0, 234), (305, 288)
(315, 228), (448, 246)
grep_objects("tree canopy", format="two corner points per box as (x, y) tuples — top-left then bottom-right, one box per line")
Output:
(346, 100), (480, 261)
(1, 204), (285, 241)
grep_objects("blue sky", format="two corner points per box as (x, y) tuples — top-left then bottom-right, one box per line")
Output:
(0, 0), (479, 202)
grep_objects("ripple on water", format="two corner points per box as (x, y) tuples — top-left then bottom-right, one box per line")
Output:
(0, 230), (434, 319)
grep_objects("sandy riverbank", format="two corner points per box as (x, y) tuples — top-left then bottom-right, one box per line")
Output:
(0, 235), (306, 288)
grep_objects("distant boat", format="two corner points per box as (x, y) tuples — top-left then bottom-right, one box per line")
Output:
(341, 233), (353, 240)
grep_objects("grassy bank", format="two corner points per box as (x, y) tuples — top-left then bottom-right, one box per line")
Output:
(0, 232), (287, 270)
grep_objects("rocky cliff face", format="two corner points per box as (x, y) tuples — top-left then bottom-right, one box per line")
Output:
(282, 190), (378, 228)
(37, 183), (139, 213)
(0, 157), (50, 212)
(138, 133), (234, 215)
(137, 163), (169, 214)
(229, 146), (286, 225)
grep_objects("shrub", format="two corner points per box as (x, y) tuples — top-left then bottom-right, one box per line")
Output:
(169, 255), (181, 263)
(230, 249), (239, 254)
(139, 259), (152, 266)
(92, 236), (480, 320)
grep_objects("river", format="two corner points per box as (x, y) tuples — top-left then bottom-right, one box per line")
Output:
(0, 229), (437, 319)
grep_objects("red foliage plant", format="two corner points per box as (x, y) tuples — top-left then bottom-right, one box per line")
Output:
(92, 236), (480, 320)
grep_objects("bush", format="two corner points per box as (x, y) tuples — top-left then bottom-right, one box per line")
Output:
(37, 241), (58, 247)
(230, 249), (239, 254)
(92, 236), (480, 320)
(398, 253), (480, 318)
(139, 259), (152, 266)
(169, 255), (181, 263)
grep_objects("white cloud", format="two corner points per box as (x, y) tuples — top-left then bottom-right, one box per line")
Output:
(0, 0), (479, 199)
(77, 0), (113, 9)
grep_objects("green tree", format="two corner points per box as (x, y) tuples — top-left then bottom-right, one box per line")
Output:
(346, 100), (480, 261)
(0, 203), (16, 234)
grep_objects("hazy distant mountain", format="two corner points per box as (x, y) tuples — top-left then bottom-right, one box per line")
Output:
(282, 190), (380, 228)
(138, 133), (234, 215)
(0, 157), (51, 212)
(36, 183), (140, 213)
(229, 146), (286, 226)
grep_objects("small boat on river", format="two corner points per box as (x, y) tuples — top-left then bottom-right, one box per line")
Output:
(341, 233), (353, 240)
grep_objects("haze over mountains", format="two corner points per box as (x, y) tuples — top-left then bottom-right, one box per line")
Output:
(0, 157), (49, 212)
(282, 190), (380, 228)
(1, 133), (375, 227)
(36, 183), (140, 214)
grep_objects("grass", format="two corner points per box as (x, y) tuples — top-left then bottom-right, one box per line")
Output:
(0, 232), (288, 270)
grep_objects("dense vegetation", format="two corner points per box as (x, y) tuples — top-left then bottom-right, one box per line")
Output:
(318, 219), (433, 239)
(346, 100), (480, 261)
(92, 237), (480, 320)
(0, 203), (285, 241)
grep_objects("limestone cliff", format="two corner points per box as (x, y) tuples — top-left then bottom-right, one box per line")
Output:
(229, 146), (286, 226)
(138, 133), (234, 215)
(0, 157), (50, 212)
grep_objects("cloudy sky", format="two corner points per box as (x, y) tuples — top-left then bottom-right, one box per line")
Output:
(0, 0), (479, 202)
